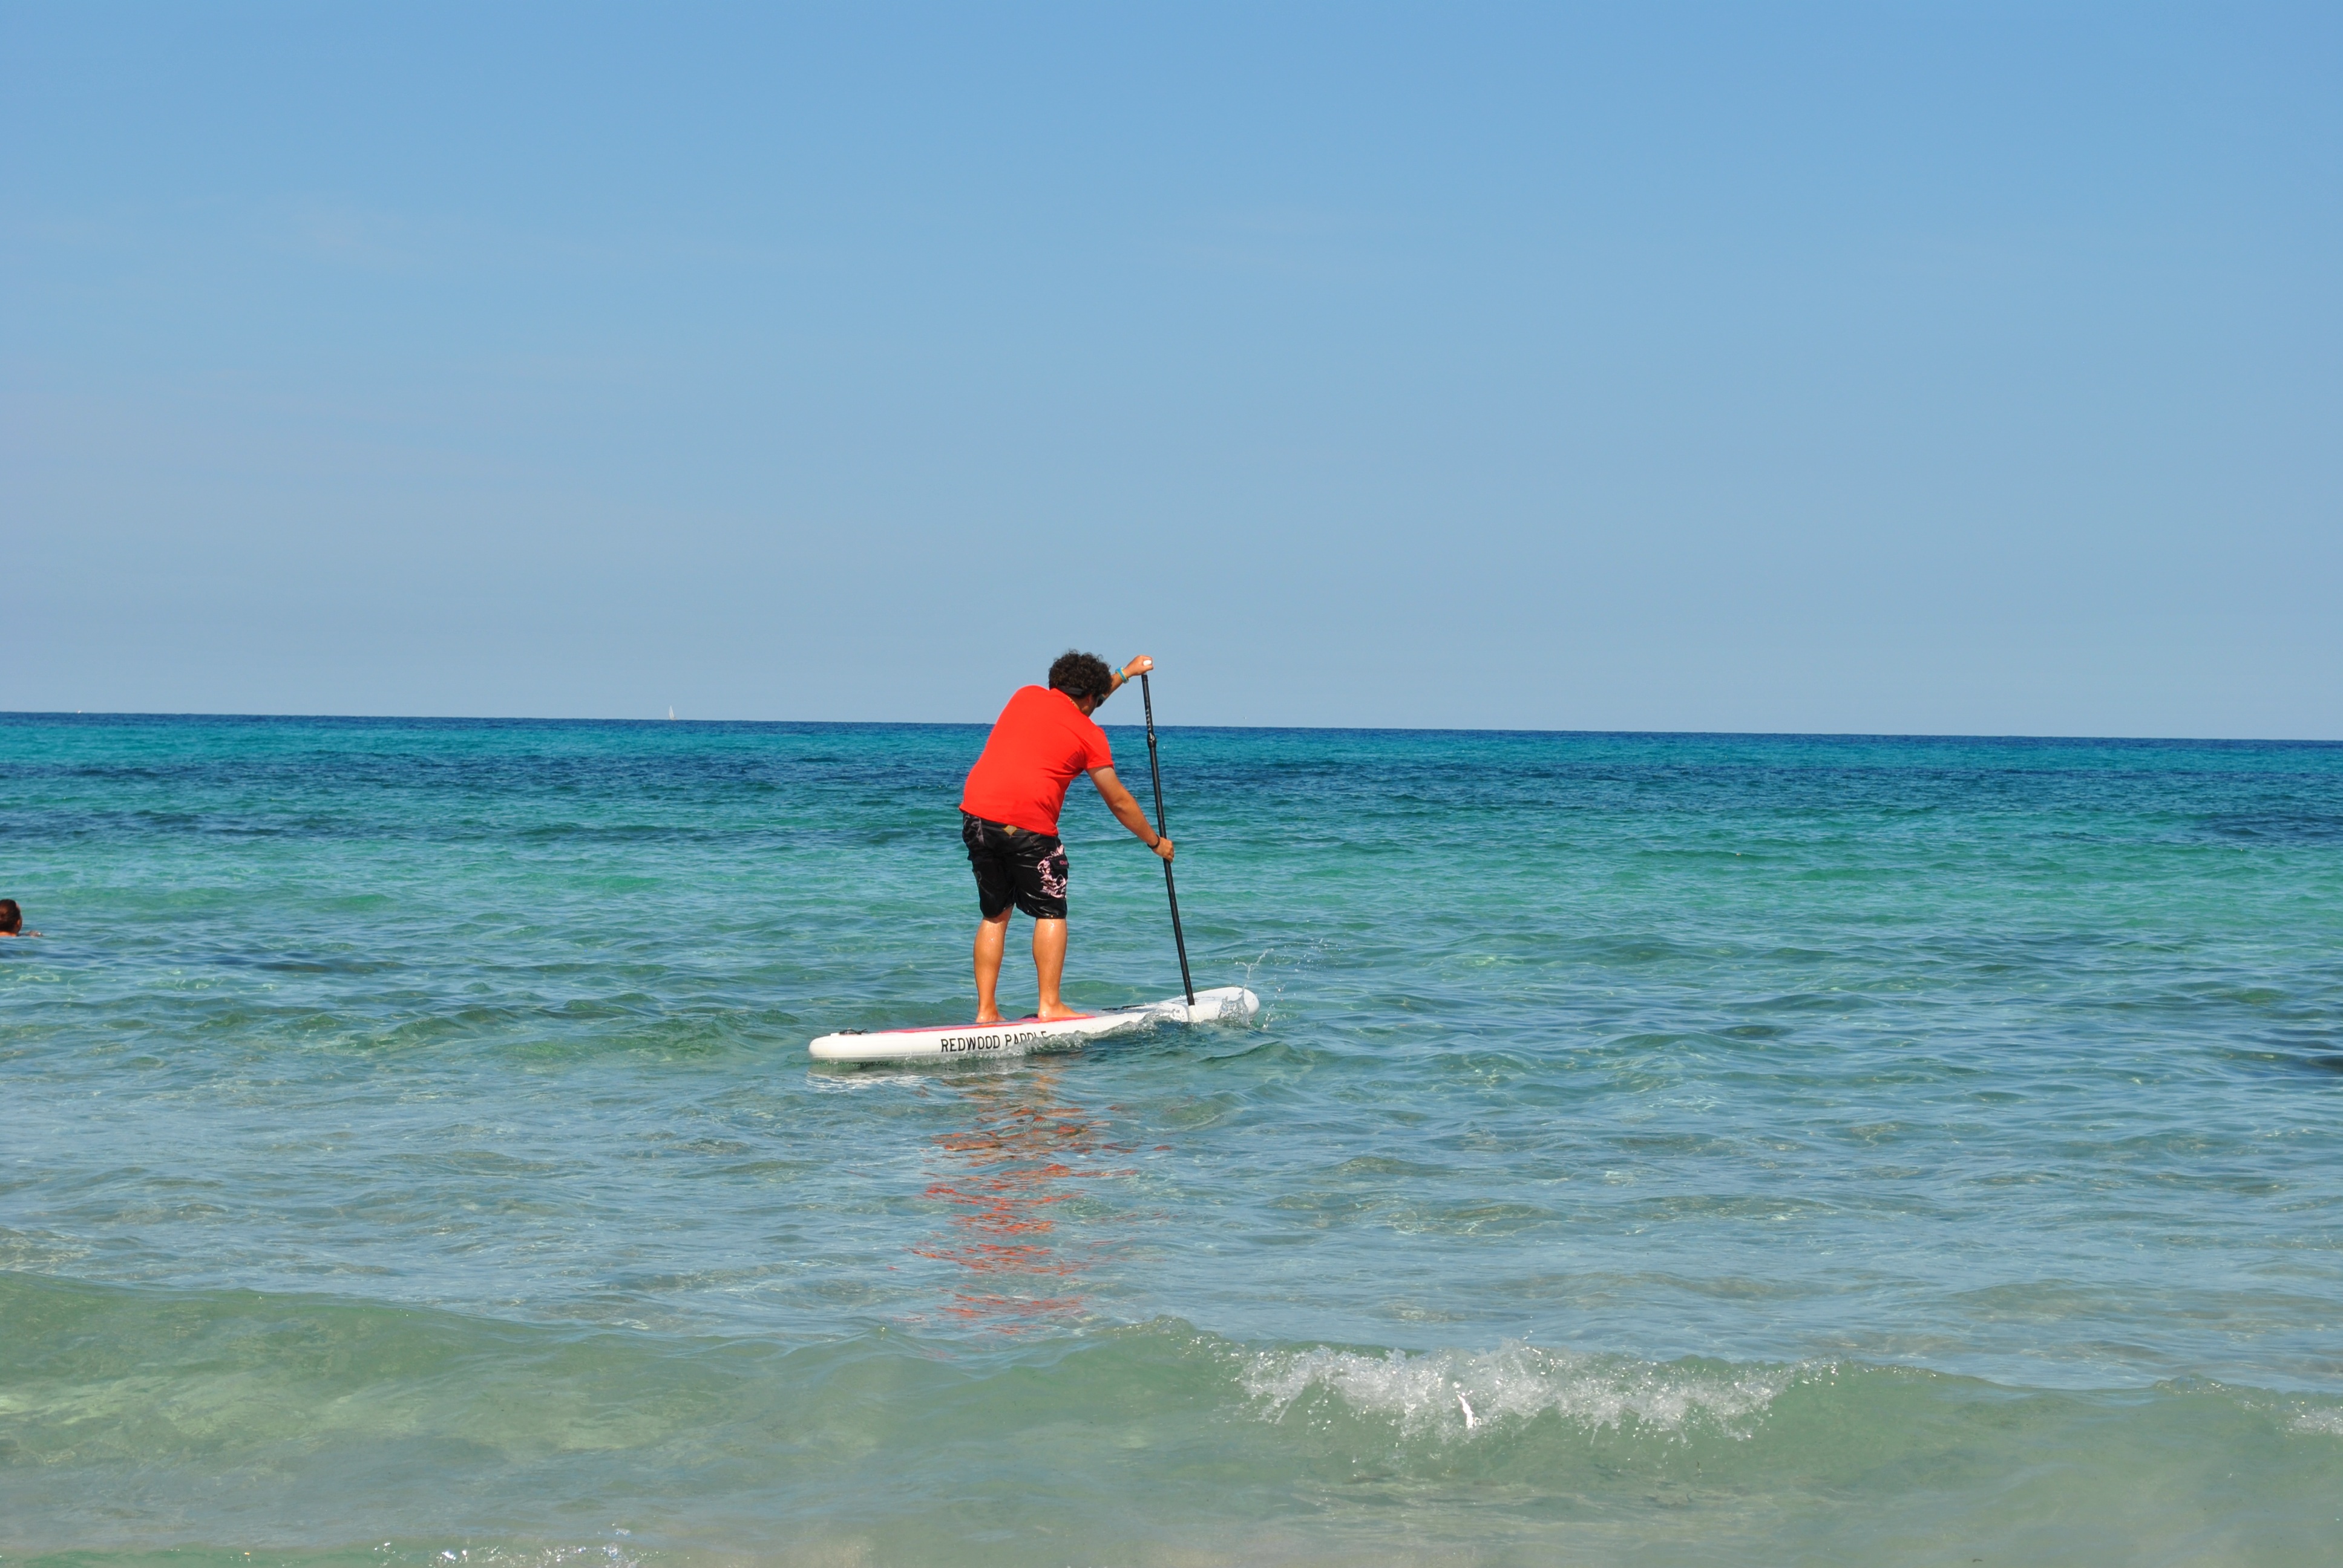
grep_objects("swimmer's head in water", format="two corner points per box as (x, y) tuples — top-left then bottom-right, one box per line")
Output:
(0, 900), (20, 935)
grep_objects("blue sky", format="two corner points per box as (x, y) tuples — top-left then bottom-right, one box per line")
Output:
(5, 3), (2337, 734)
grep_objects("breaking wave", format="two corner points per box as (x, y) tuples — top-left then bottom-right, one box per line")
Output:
(1242, 1339), (1790, 1440)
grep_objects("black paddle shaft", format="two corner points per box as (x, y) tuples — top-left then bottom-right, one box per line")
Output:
(1138, 672), (1196, 1006)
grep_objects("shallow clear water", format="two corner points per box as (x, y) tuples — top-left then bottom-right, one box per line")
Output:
(4, 714), (2342, 1564)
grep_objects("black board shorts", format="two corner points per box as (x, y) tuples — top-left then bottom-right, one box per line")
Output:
(962, 812), (1070, 921)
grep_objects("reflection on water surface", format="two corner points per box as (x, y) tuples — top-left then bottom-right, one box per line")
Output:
(914, 1068), (1138, 1329)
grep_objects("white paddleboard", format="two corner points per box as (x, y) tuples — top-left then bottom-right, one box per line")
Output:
(808, 985), (1259, 1063)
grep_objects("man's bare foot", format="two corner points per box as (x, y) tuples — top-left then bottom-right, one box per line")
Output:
(974, 1009), (1002, 1024)
(1035, 1002), (1085, 1021)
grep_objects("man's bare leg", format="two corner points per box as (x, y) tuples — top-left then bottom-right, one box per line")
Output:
(1034, 918), (1080, 1020)
(974, 909), (1012, 1023)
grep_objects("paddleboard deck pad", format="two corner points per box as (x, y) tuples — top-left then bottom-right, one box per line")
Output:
(809, 985), (1259, 1063)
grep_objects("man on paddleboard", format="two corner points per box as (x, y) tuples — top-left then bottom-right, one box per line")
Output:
(960, 651), (1175, 1024)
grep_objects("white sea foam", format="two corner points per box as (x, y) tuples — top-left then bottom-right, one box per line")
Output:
(462, 1544), (641, 1568)
(1242, 1341), (1790, 1441)
(2289, 1406), (2343, 1436)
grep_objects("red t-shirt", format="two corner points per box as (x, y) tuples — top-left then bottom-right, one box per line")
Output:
(960, 686), (1115, 835)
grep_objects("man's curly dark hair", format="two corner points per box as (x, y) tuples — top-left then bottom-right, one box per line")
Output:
(1048, 650), (1116, 702)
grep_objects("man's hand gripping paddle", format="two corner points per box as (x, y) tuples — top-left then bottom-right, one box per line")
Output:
(1139, 671), (1196, 1008)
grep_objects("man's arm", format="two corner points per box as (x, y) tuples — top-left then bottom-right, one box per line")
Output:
(1089, 766), (1175, 861)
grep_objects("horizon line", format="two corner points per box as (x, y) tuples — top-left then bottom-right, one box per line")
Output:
(3, 710), (2337, 748)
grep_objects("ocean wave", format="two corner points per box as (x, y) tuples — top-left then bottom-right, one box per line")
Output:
(1242, 1339), (1790, 1440)
(8, 1274), (2343, 1564)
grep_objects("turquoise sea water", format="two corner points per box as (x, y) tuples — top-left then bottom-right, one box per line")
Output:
(5, 713), (2342, 1566)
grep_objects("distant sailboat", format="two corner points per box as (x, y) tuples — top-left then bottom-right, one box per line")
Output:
(667, 705), (677, 720)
